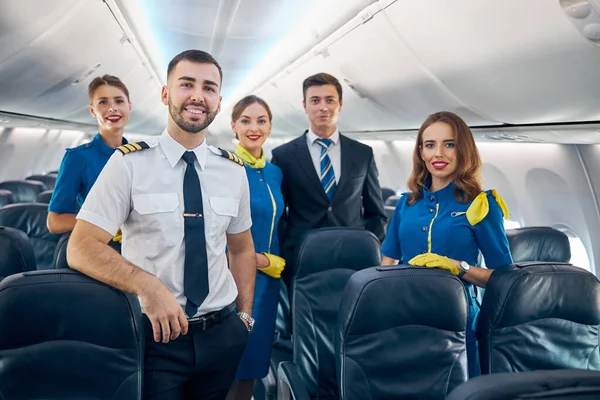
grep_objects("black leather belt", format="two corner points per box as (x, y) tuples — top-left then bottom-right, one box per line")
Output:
(187, 302), (237, 332)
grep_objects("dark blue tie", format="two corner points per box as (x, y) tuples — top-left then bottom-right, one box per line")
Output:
(316, 138), (337, 199)
(181, 151), (209, 317)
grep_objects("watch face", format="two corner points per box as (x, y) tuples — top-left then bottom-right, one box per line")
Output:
(460, 261), (470, 271)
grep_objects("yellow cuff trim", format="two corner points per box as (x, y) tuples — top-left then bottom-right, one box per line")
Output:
(466, 190), (509, 226)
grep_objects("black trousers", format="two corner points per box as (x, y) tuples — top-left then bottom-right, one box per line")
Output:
(142, 311), (249, 399)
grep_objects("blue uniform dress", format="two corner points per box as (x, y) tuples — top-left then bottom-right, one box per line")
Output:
(49, 133), (128, 214)
(381, 181), (513, 378)
(235, 161), (284, 380)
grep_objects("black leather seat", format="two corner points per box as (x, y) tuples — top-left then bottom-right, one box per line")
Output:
(337, 266), (468, 400)
(0, 203), (61, 270)
(0, 189), (14, 208)
(53, 231), (71, 269)
(384, 195), (399, 207)
(506, 226), (571, 262)
(477, 262), (600, 374)
(446, 369), (600, 400)
(277, 227), (382, 400)
(0, 269), (143, 399)
(0, 226), (36, 280)
(0, 180), (48, 203)
(381, 187), (395, 203)
(37, 189), (54, 203)
(26, 174), (57, 190)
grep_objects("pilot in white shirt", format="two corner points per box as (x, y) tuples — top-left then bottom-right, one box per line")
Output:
(67, 49), (257, 400)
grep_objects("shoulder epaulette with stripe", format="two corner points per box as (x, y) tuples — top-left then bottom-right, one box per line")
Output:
(116, 141), (150, 155)
(215, 147), (244, 166)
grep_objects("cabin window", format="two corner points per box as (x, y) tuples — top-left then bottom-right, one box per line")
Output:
(503, 220), (521, 230)
(566, 234), (592, 272)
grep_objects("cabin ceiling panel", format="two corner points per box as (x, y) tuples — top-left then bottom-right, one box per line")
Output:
(0, 0), (165, 134)
(385, 0), (600, 124)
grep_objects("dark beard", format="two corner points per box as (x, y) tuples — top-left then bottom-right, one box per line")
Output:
(169, 99), (217, 133)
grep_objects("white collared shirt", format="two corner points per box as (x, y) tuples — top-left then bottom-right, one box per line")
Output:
(306, 129), (341, 183)
(77, 129), (252, 317)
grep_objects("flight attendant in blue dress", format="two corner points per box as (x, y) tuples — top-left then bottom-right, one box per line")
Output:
(47, 75), (131, 246)
(381, 111), (513, 378)
(227, 95), (285, 400)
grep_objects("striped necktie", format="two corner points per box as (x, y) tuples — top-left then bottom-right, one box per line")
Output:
(181, 151), (209, 318)
(316, 138), (336, 199)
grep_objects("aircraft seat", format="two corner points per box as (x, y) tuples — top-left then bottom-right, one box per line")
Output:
(26, 174), (56, 190)
(506, 226), (571, 262)
(384, 195), (399, 207)
(0, 226), (36, 280)
(277, 227), (381, 400)
(53, 231), (71, 269)
(446, 369), (600, 400)
(337, 266), (468, 399)
(477, 262), (600, 374)
(0, 189), (14, 207)
(381, 187), (395, 203)
(0, 180), (48, 203)
(37, 189), (53, 203)
(0, 269), (144, 399)
(0, 203), (61, 270)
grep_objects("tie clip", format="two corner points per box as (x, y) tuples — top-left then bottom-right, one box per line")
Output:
(183, 213), (203, 218)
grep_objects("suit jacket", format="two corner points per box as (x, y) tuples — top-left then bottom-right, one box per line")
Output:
(271, 131), (387, 252)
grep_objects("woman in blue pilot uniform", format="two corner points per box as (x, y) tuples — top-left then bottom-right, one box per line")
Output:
(381, 111), (513, 378)
(227, 95), (285, 400)
(47, 75), (131, 246)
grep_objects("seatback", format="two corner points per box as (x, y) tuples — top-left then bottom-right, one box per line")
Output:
(291, 227), (381, 399)
(0, 203), (61, 270)
(0, 189), (14, 207)
(381, 187), (395, 203)
(337, 266), (468, 400)
(446, 369), (600, 400)
(0, 180), (47, 203)
(37, 189), (54, 203)
(0, 226), (36, 280)
(53, 232), (71, 269)
(477, 262), (600, 374)
(506, 227), (571, 262)
(384, 195), (399, 207)
(0, 269), (144, 399)
(26, 174), (57, 190)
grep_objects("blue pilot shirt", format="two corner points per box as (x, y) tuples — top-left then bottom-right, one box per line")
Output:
(49, 133), (127, 214)
(381, 181), (513, 377)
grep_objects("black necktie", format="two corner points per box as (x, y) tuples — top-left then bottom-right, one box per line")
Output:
(181, 151), (209, 317)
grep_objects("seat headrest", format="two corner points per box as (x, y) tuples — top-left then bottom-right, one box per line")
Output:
(0, 203), (61, 270)
(337, 266), (469, 399)
(36, 190), (54, 204)
(0, 180), (48, 203)
(0, 189), (14, 207)
(294, 227), (381, 278)
(480, 262), (600, 331)
(446, 369), (600, 400)
(381, 187), (395, 202)
(26, 175), (56, 190)
(0, 269), (143, 398)
(506, 227), (571, 263)
(53, 232), (71, 270)
(0, 227), (36, 280)
(385, 195), (399, 207)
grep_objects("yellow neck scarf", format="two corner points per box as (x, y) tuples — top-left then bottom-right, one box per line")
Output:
(235, 144), (266, 169)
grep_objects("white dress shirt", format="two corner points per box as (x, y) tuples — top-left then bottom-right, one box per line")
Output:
(306, 129), (341, 183)
(77, 129), (252, 317)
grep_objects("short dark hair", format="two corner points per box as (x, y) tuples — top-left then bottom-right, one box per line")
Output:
(88, 75), (130, 103)
(302, 72), (342, 101)
(167, 49), (223, 84)
(231, 95), (273, 122)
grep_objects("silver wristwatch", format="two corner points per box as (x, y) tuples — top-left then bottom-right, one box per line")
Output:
(237, 312), (255, 332)
(457, 261), (470, 279)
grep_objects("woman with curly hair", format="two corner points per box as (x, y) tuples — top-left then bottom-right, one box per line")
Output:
(381, 111), (513, 377)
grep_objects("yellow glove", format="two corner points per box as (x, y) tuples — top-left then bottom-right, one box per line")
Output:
(112, 228), (122, 243)
(258, 253), (286, 279)
(408, 252), (460, 276)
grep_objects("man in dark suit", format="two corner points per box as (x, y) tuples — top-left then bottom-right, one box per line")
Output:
(271, 72), (386, 277)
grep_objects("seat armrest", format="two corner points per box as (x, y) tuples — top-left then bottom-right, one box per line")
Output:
(277, 361), (311, 400)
